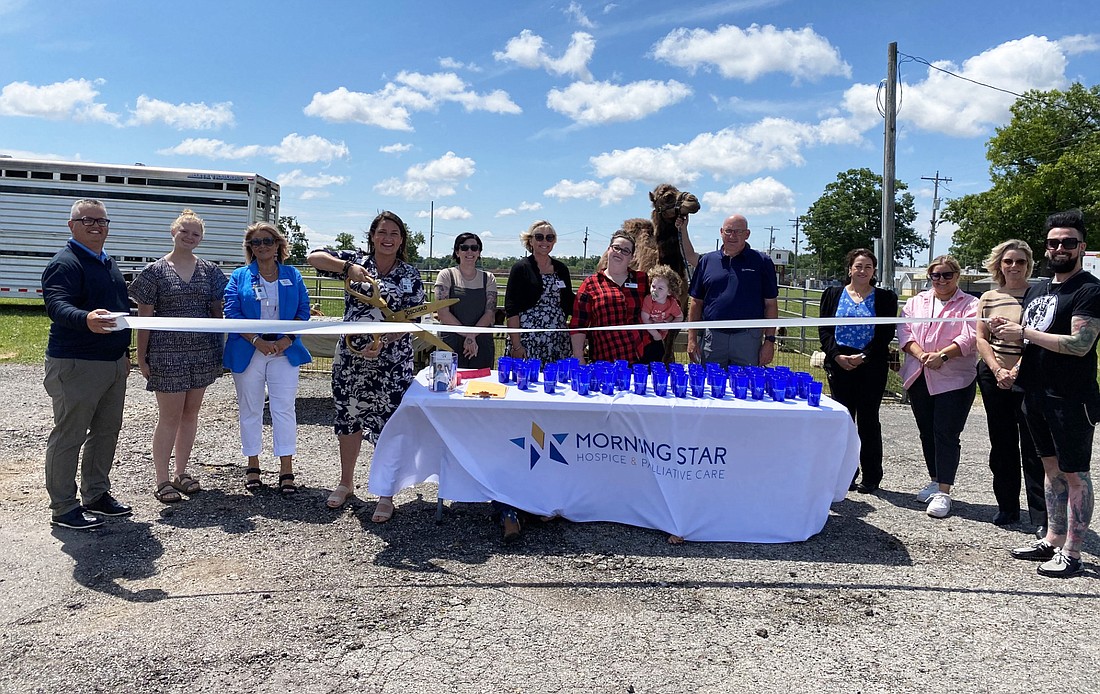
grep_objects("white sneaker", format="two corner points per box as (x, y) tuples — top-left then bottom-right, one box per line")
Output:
(926, 492), (952, 518)
(916, 480), (939, 503)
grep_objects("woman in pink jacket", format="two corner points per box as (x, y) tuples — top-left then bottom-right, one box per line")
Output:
(897, 255), (978, 519)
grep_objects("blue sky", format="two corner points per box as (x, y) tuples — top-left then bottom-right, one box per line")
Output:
(2, 0), (1097, 264)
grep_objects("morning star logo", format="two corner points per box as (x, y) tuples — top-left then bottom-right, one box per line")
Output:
(510, 422), (569, 469)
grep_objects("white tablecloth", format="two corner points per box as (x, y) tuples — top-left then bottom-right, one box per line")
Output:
(369, 370), (860, 542)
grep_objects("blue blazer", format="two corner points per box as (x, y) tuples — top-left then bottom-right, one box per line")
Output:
(223, 262), (312, 373)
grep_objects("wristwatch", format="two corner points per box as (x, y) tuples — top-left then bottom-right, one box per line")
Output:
(764, 335), (776, 343)
(939, 352), (949, 362)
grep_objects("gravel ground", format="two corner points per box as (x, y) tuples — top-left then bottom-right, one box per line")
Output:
(1, 361), (1098, 694)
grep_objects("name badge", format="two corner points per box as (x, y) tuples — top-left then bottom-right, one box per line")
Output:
(400, 278), (413, 293)
(279, 278), (292, 286)
(253, 282), (267, 300)
(554, 280), (566, 290)
(624, 282), (638, 289)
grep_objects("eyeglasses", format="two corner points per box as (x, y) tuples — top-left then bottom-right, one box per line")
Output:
(533, 233), (556, 242)
(72, 217), (110, 227)
(1046, 238), (1081, 250)
(928, 271), (956, 281)
(1001, 258), (1028, 266)
(608, 245), (633, 255)
(458, 244), (480, 252)
(248, 237), (276, 247)
(721, 227), (748, 235)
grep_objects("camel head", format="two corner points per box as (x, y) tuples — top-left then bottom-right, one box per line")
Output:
(650, 184), (700, 221)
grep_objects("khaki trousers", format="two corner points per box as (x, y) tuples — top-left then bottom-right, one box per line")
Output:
(43, 356), (129, 515)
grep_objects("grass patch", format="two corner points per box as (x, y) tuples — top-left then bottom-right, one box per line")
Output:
(0, 299), (50, 364)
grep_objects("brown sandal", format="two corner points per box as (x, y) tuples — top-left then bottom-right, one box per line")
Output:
(154, 480), (183, 504)
(171, 474), (201, 494)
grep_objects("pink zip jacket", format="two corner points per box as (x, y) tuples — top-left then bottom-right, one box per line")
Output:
(897, 288), (978, 394)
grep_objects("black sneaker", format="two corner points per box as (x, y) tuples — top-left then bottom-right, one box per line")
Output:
(1037, 551), (1084, 578)
(50, 508), (106, 530)
(83, 493), (132, 517)
(1011, 539), (1057, 561)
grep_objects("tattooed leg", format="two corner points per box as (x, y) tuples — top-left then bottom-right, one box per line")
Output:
(1063, 471), (1094, 557)
(1042, 456), (1069, 545)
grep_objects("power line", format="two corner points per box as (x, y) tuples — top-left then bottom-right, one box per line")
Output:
(898, 51), (1036, 102)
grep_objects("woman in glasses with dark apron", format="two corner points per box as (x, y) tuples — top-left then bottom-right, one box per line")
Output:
(223, 222), (312, 495)
(435, 233), (498, 369)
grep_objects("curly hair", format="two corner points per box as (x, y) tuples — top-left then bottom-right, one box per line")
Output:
(647, 264), (682, 300)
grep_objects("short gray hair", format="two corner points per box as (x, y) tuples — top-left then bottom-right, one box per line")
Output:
(70, 198), (105, 219)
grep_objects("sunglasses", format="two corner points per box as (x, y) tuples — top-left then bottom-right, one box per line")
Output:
(1001, 258), (1028, 266)
(533, 233), (556, 242)
(1046, 238), (1081, 250)
(928, 271), (955, 281)
(248, 237), (276, 247)
(458, 244), (480, 252)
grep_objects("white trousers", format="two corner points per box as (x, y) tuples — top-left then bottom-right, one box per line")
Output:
(231, 352), (300, 458)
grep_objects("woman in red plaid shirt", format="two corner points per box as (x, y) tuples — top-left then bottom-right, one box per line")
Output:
(570, 231), (650, 364)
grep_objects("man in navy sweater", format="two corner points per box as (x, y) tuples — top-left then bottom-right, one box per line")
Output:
(42, 199), (133, 529)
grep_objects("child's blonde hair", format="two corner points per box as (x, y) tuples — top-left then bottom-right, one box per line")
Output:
(647, 264), (681, 302)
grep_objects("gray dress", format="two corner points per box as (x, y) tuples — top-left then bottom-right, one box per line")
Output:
(129, 257), (228, 393)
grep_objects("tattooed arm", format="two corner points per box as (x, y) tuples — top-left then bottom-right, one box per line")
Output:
(994, 314), (1100, 357)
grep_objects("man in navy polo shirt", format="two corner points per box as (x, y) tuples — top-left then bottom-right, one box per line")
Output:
(686, 214), (779, 367)
(41, 199), (133, 530)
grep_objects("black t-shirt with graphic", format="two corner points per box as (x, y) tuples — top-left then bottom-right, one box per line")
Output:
(1017, 270), (1100, 403)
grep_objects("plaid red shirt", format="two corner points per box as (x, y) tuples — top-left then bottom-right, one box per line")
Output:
(570, 270), (649, 363)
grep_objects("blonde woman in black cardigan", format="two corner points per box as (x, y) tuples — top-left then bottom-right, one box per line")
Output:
(818, 248), (898, 493)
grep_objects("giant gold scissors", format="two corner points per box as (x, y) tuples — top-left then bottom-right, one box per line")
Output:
(344, 275), (458, 356)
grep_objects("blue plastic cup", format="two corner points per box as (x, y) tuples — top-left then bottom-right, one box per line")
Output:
(771, 374), (787, 402)
(672, 371), (688, 398)
(653, 369), (669, 397)
(808, 380), (823, 407)
(734, 372), (749, 399)
(615, 365), (631, 391)
(632, 364), (649, 395)
(601, 377), (616, 396)
(796, 372), (812, 399)
(542, 363), (557, 393)
(557, 359), (570, 384)
(497, 356), (513, 383)
(527, 358), (541, 385)
(576, 366), (592, 395)
(711, 372), (727, 399)
(690, 370), (706, 398)
(516, 360), (530, 390)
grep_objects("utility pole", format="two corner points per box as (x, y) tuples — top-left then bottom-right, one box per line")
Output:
(765, 225), (778, 253)
(427, 200), (434, 271)
(881, 41), (898, 290)
(789, 216), (802, 280)
(582, 226), (589, 273)
(921, 171), (951, 265)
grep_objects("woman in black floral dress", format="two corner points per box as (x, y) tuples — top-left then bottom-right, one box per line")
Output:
(129, 209), (227, 503)
(307, 211), (423, 523)
(504, 220), (574, 364)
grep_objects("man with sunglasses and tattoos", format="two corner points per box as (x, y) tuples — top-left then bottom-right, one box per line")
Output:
(41, 199), (133, 529)
(994, 209), (1100, 578)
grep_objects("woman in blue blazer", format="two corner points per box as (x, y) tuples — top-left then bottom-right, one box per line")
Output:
(223, 222), (312, 495)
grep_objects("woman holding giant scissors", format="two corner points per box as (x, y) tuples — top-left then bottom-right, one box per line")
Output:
(307, 211), (424, 522)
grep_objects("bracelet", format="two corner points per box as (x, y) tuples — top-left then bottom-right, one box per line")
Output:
(342, 260), (354, 277)
(764, 335), (776, 343)
(250, 335), (260, 345)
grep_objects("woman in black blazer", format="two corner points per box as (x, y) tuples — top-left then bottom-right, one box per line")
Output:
(818, 248), (899, 493)
(503, 220), (575, 364)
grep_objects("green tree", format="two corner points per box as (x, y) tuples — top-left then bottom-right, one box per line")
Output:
(334, 232), (356, 250)
(943, 83), (1100, 267)
(802, 168), (925, 277)
(279, 215), (308, 264)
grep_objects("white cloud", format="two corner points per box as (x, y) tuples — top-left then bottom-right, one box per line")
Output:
(565, 1), (595, 28)
(844, 35), (1071, 138)
(544, 177), (635, 206)
(547, 79), (692, 125)
(304, 72), (520, 131)
(651, 24), (851, 82)
(278, 169), (348, 188)
(702, 177), (795, 215)
(415, 205), (471, 220)
(127, 95), (234, 129)
(519, 201), (542, 211)
(157, 133), (348, 163)
(439, 56), (482, 72)
(373, 151), (476, 200)
(494, 30), (596, 81)
(271, 133), (348, 163)
(0, 78), (119, 124)
(0, 147), (67, 160)
(380, 143), (412, 154)
(590, 116), (864, 186)
(300, 190), (331, 200)
(1057, 33), (1100, 56)
(496, 208), (517, 217)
